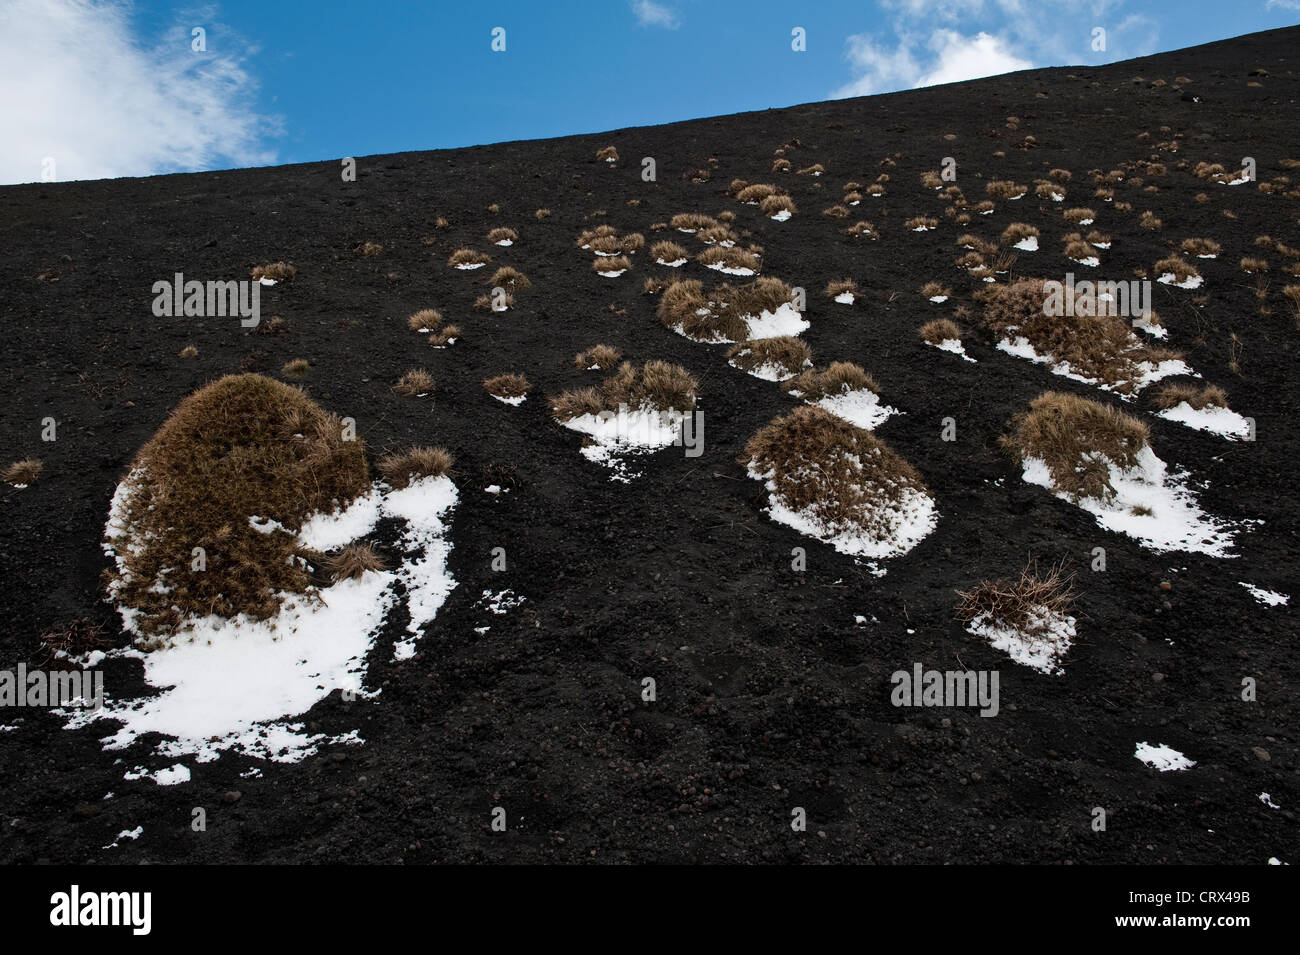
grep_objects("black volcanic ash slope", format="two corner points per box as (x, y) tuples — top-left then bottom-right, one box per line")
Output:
(1, 26), (1298, 864)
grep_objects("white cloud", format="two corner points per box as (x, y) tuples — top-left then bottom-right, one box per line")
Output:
(631, 0), (680, 29)
(835, 29), (1032, 97)
(1265, 0), (1300, 10)
(0, 0), (278, 184)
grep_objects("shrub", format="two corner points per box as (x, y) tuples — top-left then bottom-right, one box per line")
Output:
(487, 227), (518, 245)
(359, 241), (383, 258)
(535, 208), (551, 220)
(1180, 238), (1220, 257)
(448, 248), (491, 269)
(1151, 382), (1227, 411)
(783, 362), (879, 401)
(4, 459), (42, 486)
(1063, 208), (1096, 224)
(986, 180), (1027, 199)
(657, 277), (795, 342)
(826, 279), (858, 299)
(1000, 391), (1150, 500)
(281, 358), (310, 379)
(1154, 256), (1200, 283)
(596, 146), (619, 162)
(905, 216), (938, 230)
(844, 221), (877, 239)
(736, 183), (778, 203)
(575, 344), (623, 369)
(1036, 182), (1065, 199)
(920, 318), (961, 344)
(726, 336), (812, 379)
(483, 373), (532, 400)
(1240, 257), (1269, 273)
(429, 324), (461, 347)
(394, 369), (434, 396)
(489, 266), (531, 289)
(178, 344), (198, 359)
(651, 241), (688, 264)
(761, 195), (797, 218)
(1001, 223), (1039, 244)
(671, 213), (718, 233)
(593, 255), (632, 275)
(955, 561), (1076, 641)
(106, 374), (369, 634)
(408, 308), (442, 332)
(1138, 211), (1162, 230)
(796, 164), (825, 176)
(323, 543), (388, 583)
(739, 406), (927, 541)
(378, 447), (454, 488)
(553, 361), (697, 420)
(920, 281), (951, 300)
(772, 158), (792, 173)
(251, 262), (296, 282)
(823, 205), (850, 219)
(983, 278), (1182, 393)
(698, 247), (761, 273)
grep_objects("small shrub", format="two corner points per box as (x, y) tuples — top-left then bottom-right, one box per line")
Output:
(281, 358), (310, 379)
(593, 255), (632, 276)
(1000, 391), (1150, 500)
(575, 344), (623, 369)
(955, 561), (1076, 642)
(489, 266), (531, 289)
(178, 344), (198, 359)
(408, 308), (442, 332)
(1151, 382), (1227, 411)
(783, 361), (879, 401)
(251, 262), (296, 282)
(429, 324), (461, 347)
(4, 459), (42, 486)
(1138, 211), (1162, 230)
(986, 180), (1027, 199)
(394, 369), (434, 396)
(844, 220), (878, 238)
(1240, 257), (1269, 273)
(378, 447), (454, 488)
(448, 248), (491, 269)
(323, 543), (388, 583)
(1181, 238), (1220, 257)
(596, 146), (619, 162)
(920, 318), (961, 344)
(487, 227), (518, 245)
(726, 337), (812, 379)
(483, 373), (532, 400)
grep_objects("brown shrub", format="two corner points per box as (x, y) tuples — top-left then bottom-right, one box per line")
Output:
(575, 344), (623, 369)
(408, 308), (442, 331)
(986, 180), (1027, 198)
(553, 361), (697, 420)
(394, 369), (434, 396)
(106, 374), (369, 635)
(448, 248), (491, 268)
(783, 362), (879, 401)
(726, 336), (812, 379)
(483, 373), (532, 399)
(1151, 382), (1228, 411)
(378, 447), (454, 488)
(740, 406), (927, 541)
(593, 255), (632, 275)
(651, 241), (688, 263)
(4, 459), (42, 486)
(251, 262), (296, 282)
(920, 318), (961, 344)
(955, 561), (1076, 642)
(1000, 391), (1150, 500)
(322, 543), (388, 583)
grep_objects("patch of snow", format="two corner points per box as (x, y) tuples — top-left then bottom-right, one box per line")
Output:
(834, 292), (855, 304)
(1135, 741), (1195, 771)
(1070, 255), (1100, 267)
(656, 257), (687, 267)
(928, 294), (948, 303)
(454, 263), (486, 271)
(966, 607), (1075, 675)
(491, 394), (526, 406)
(1239, 583), (1288, 606)
(1157, 402), (1252, 440)
(743, 302), (808, 340)
(770, 210), (792, 222)
(797, 388), (897, 431)
(561, 405), (687, 483)
(1260, 792), (1281, 809)
(103, 826), (143, 850)
(1013, 236), (1038, 252)
(1019, 449), (1237, 556)
(1157, 272), (1203, 289)
(996, 335), (1191, 396)
(930, 339), (976, 362)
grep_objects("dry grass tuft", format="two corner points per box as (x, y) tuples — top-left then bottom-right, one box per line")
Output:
(535, 208), (551, 220)
(428, 324), (461, 347)
(796, 164), (825, 176)
(1000, 391), (1150, 500)
(178, 344), (198, 359)
(489, 266), (531, 289)
(448, 248), (491, 268)
(408, 308), (443, 332)
(905, 216), (938, 230)
(670, 213), (718, 233)
(761, 195), (797, 218)
(483, 373), (532, 399)
(359, 241), (384, 258)
(955, 561), (1076, 642)
(1150, 381), (1227, 411)
(1138, 211), (1162, 230)
(698, 247), (761, 273)
(322, 543), (388, 583)
(251, 262), (296, 282)
(726, 336), (812, 379)
(826, 279), (858, 298)
(844, 220), (878, 239)
(920, 318), (961, 344)
(651, 241), (688, 264)
(553, 360), (698, 421)
(596, 146), (619, 162)
(1154, 256), (1200, 282)
(783, 361), (879, 401)
(281, 358), (310, 379)
(1181, 237), (1220, 257)
(736, 183), (778, 203)
(378, 447), (454, 488)
(983, 278), (1182, 393)
(394, 369), (434, 396)
(986, 180), (1027, 199)
(575, 344), (623, 369)
(1063, 207), (1096, 224)
(1240, 257), (1269, 273)
(106, 374), (369, 635)
(4, 458), (42, 486)
(920, 281), (952, 299)
(487, 227), (518, 245)
(593, 255), (632, 275)
(1002, 222), (1039, 244)
(740, 406), (927, 541)
(657, 277), (795, 342)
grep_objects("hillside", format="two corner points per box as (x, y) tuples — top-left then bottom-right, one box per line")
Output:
(1, 25), (1298, 864)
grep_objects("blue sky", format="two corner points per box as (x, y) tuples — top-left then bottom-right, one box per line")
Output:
(2, 0), (1298, 183)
